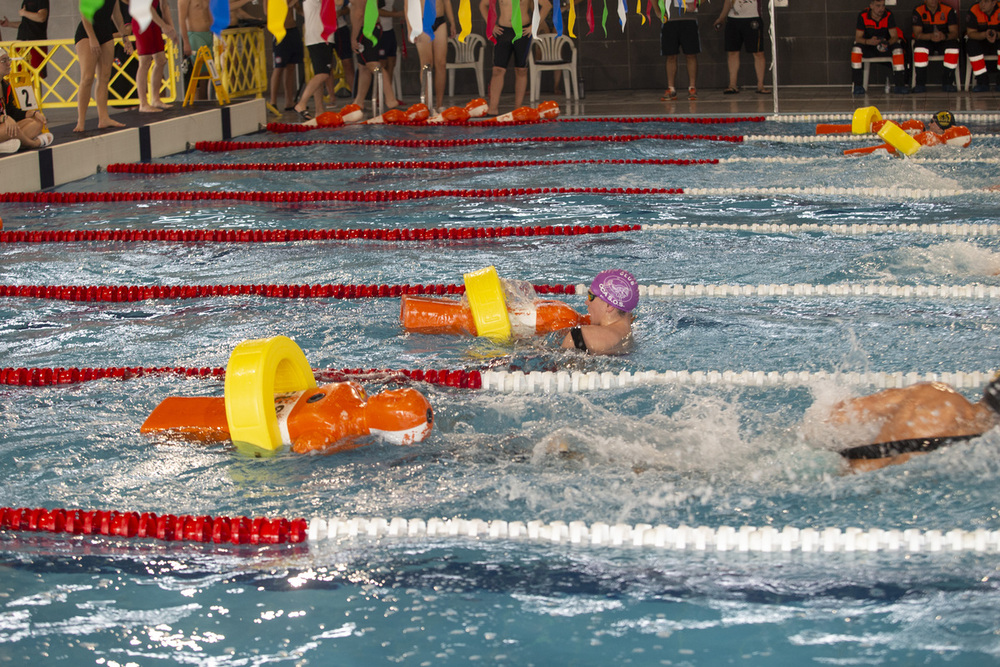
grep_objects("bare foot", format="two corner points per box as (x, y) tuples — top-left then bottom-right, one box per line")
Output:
(138, 105), (163, 113)
(153, 101), (172, 109)
(73, 124), (86, 133)
(97, 118), (126, 129)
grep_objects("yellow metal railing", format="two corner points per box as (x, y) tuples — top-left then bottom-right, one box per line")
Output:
(1, 27), (266, 109)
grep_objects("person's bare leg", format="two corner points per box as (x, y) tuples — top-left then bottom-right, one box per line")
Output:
(432, 24), (449, 110)
(137, 55), (161, 112)
(74, 40), (98, 132)
(96, 41), (125, 128)
(753, 51), (768, 91)
(513, 67), (527, 108)
(726, 51), (739, 89)
(665, 54), (677, 94)
(151, 52), (171, 107)
(487, 66), (505, 114)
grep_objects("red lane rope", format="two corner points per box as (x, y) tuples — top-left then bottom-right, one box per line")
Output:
(0, 366), (484, 389)
(1, 224), (640, 244)
(0, 506), (307, 545)
(0, 187), (683, 205)
(106, 158), (718, 174)
(0, 282), (578, 302)
(266, 115), (767, 133)
(195, 134), (744, 152)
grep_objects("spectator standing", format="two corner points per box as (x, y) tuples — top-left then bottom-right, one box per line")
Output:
(267, 0), (303, 114)
(0, 0), (49, 79)
(714, 0), (769, 95)
(655, 0), (700, 101)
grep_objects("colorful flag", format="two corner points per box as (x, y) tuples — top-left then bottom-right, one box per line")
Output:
(512, 0), (522, 38)
(363, 0), (379, 44)
(458, 0), (472, 41)
(406, 0), (423, 40)
(210, 0), (230, 34)
(423, 0), (437, 40)
(131, 0), (154, 32)
(268, 0), (288, 43)
(321, 0), (338, 41)
(486, 0), (497, 43)
(552, 0), (562, 35)
(567, 0), (576, 37)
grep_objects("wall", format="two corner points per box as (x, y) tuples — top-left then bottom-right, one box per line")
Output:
(0, 1), (925, 94)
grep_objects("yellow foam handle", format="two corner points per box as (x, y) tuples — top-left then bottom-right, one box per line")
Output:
(852, 106), (882, 134)
(463, 266), (512, 340)
(876, 121), (922, 156)
(224, 336), (317, 452)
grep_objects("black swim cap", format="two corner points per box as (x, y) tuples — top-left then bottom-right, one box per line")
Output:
(984, 374), (1000, 415)
(933, 111), (955, 130)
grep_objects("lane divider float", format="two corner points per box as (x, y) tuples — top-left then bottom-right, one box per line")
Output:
(194, 134), (745, 152)
(105, 158), (717, 174)
(3, 506), (999, 554)
(2, 365), (993, 393)
(0, 224), (640, 244)
(643, 222), (1000, 236)
(3, 282), (997, 303)
(0, 366), (483, 389)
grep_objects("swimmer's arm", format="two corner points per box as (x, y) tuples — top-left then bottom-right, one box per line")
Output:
(442, 0), (456, 34)
(826, 388), (910, 426)
(714, 0), (733, 26)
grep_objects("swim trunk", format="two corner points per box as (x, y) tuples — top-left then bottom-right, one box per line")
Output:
(380, 26), (398, 57)
(493, 26), (532, 69)
(839, 433), (979, 460)
(432, 15), (447, 32)
(357, 24), (387, 65)
(307, 42), (334, 75)
(273, 25), (304, 67)
(133, 21), (165, 56)
(188, 30), (213, 55)
(724, 16), (764, 53)
(660, 18), (700, 56)
(332, 25), (353, 61)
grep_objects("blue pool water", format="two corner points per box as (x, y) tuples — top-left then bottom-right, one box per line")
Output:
(2, 117), (1000, 664)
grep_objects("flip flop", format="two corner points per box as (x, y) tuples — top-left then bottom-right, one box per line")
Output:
(295, 108), (313, 121)
(723, 87), (740, 95)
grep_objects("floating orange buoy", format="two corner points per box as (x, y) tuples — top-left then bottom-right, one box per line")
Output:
(400, 293), (588, 337)
(495, 106), (540, 123)
(340, 103), (364, 124)
(844, 124), (971, 156)
(316, 111), (344, 127)
(537, 100), (560, 119)
(381, 108), (408, 124)
(142, 382), (433, 454)
(465, 98), (488, 117)
(406, 103), (430, 122)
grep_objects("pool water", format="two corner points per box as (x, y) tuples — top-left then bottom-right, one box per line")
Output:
(1, 116), (1000, 664)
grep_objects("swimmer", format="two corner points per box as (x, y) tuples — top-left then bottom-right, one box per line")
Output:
(844, 109), (970, 155)
(560, 269), (638, 355)
(825, 375), (1000, 472)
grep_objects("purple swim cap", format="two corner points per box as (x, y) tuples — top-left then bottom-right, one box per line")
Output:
(590, 269), (639, 312)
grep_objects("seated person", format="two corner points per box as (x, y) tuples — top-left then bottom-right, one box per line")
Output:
(824, 376), (1000, 472)
(851, 0), (909, 95)
(965, 0), (1000, 92)
(561, 269), (638, 355)
(0, 48), (52, 152)
(911, 0), (959, 93)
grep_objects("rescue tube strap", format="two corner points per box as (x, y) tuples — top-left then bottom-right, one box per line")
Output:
(274, 391), (304, 446)
(839, 434), (979, 460)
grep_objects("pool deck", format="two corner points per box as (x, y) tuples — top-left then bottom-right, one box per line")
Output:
(2, 85), (997, 193)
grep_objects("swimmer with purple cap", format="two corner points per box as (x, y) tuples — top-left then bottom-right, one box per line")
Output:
(561, 269), (638, 355)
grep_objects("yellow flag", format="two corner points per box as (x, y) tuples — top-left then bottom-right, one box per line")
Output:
(268, 0), (288, 43)
(568, 0), (577, 38)
(459, 0), (472, 41)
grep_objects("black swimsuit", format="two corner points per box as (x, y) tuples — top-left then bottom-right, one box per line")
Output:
(839, 434), (980, 460)
(569, 327), (587, 352)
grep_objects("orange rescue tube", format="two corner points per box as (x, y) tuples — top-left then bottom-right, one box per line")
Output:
(141, 382), (433, 454)
(817, 118), (925, 135)
(400, 294), (588, 337)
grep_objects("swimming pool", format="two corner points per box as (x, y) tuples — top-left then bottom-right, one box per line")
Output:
(2, 114), (1000, 664)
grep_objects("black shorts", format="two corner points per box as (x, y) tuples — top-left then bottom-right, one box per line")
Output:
(493, 26), (532, 68)
(307, 42), (334, 75)
(274, 25), (304, 67)
(660, 19), (700, 56)
(724, 16), (763, 53)
(357, 24), (387, 65)
(380, 26), (398, 56)
(332, 25), (353, 61)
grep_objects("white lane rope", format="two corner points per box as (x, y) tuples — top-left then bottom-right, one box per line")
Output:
(769, 112), (1000, 124)
(478, 370), (997, 394)
(715, 156), (1000, 165)
(642, 222), (1000, 236)
(307, 516), (1000, 554)
(681, 186), (975, 198)
(576, 282), (1000, 299)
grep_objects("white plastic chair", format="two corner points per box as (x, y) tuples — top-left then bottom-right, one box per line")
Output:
(529, 34), (578, 102)
(446, 34), (486, 97)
